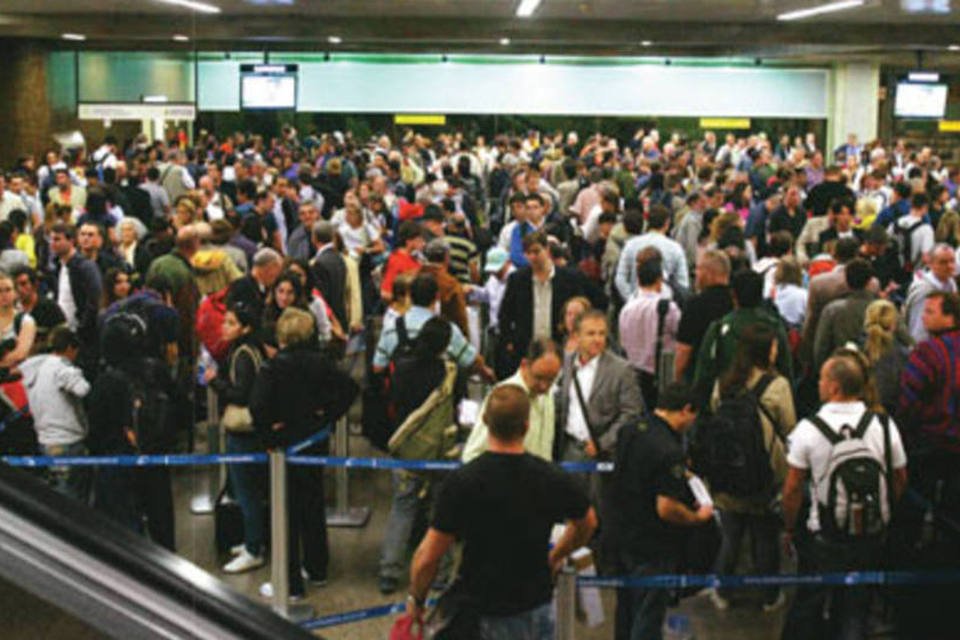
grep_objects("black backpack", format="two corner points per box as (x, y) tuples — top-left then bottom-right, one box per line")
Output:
(126, 359), (175, 453)
(361, 315), (418, 452)
(691, 374), (782, 497)
(894, 219), (926, 279)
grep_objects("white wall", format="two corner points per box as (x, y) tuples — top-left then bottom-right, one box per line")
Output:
(828, 62), (880, 152)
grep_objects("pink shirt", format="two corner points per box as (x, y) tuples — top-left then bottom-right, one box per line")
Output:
(618, 288), (681, 374)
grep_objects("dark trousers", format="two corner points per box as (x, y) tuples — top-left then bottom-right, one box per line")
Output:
(614, 555), (676, 640)
(95, 466), (175, 552)
(781, 532), (881, 640)
(714, 510), (780, 603)
(286, 463), (328, 596)
(636, 370), (658, 415)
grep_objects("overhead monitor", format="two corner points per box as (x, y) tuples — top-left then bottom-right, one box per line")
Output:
(894, 82), (948, 119)
(240, 64), (297, 110)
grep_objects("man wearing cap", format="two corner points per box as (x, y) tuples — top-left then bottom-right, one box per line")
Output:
(421, 239), (469, 337)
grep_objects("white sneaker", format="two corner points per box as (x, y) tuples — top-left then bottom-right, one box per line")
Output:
(222, 549), (264, 574)
(258, 582), (304, 602)
(762, 590), (786, 613)
(709, 588), (730, 611)
(230, 544), (245, 556)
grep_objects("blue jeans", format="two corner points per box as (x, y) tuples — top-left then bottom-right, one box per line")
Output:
(379, 470), (426, 580)
(615, 557), (675, 640)
(478, 602), (554, 640)
(226, 433), (266, 556)
(44, 441), (91, 504)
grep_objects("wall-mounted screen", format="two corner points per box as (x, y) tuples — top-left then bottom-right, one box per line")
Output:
(894, 82), (948, 119)
(240, 64), (297, 110)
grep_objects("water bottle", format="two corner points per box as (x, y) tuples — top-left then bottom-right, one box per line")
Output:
(663, 613), (695, 640)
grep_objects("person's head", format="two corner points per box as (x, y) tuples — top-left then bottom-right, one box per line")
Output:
(830, 197), (854, 231)
(410, 273), (440, 307)
(312, 220), (335, 247)
(298, 202), (319, 230)
(175, 224), (201, 258)
(222, 303), (258, 344)
(49, 222), (76, 258)
(482, 384), (531, 444)
(695, 249), (732, 290)
(413, 316), (452, 360)
(623, 208), (644, 236)
(929, 244), (957, 283)
(775, 256), (804, 287)
(574, 309), (608, 362)
(423, 238), (450, 266)
(720, 323), (777, 395)
(273, 271), (305, 311)
(525, 193), (546, 225)
(519, 338), (563, 396)
(768, 231), (794, 258)
(10, 266), (38, 305)
(731, 269), (763, 309)
(522, 231), (551, 273)
(844, 258), (873, 291)
(77, 223), (104, 254)
(55, 168), (71, 189)
(104, 268), (132, 305)
(863, 299), (899, 363)
(251, 247), (283, 287)
(655, 382), (698, 432)
(0, 272), (15, 310)
(911, 192), (930, 216)
(818, 355), (865, 403)
(275, 306), (316, 349)
(119, 218), (140, 246)
(637, 255), (663, 289)
(834, 237), (860, 264)
(508, 192), (527, 221)
(146, 166), (160, 183)
(647, 204), (671, 232)
(49, 325), (80, 361)
(562, 296), (592, 337)
(397, 220), (424, 252)
(421, 204), (445, 236)
(922, 291), (960, 334)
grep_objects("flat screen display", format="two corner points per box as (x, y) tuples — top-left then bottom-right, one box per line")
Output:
(240, 73), (297, 110)
(894, 82), (948, 119)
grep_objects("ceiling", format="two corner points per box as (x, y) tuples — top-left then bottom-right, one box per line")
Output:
(1, 0), (959, 66)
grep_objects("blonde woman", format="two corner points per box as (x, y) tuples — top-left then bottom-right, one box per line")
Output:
(935, 210), (960, 248)
(0, 271), (36, 366)
(862, 299), (912, 414)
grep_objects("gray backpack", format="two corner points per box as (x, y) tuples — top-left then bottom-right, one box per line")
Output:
(809, 411), (893, 539)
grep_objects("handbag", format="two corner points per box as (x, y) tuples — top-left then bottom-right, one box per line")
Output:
(220, 344), (263, 433)
(390, 613), (424, 640)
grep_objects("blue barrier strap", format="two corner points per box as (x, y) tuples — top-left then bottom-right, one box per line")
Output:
(1, 453), (268, 468)
(287, 455), (461, 471)
(577, 569), (960, 590)
(300, 598), (437, 631)
(287, 426), (332, 455)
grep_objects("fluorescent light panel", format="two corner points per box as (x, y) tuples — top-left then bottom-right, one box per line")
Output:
(516, 0), (542, 17)
(155, 0), (221, 14)
(908, 71), (940, 82)
(641, 40), (653, 47)
(500, 37), (511, 45)
(328, 36), (342, 44)
(777, 0), (864, 21)
(61, 33), (86, 41)
(949, 44), (960, 51)
(172, 34), (190, 41)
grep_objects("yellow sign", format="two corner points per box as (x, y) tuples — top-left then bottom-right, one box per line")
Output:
(939, 120), (960, 133)
(394, 114), (447, 126)
(699, 118), (751, 130)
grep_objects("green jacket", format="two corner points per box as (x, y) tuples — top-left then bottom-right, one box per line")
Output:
(692, 306), (793, 409)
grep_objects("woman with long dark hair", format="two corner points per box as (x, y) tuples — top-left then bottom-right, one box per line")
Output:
(708, 323), (796, 613)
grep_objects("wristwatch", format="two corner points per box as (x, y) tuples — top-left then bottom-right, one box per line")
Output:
(407, 593), (425, 608)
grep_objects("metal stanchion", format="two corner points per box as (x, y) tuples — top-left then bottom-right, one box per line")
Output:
(190, 386), (220, 514)
(555, 567), (577, 640)
(270, 449), (314, 622)
(325, 417), (371, 528)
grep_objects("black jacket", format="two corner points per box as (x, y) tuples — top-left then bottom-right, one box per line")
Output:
(250, 343), (358, 449)
(310, 247), (347, 329)
(54, 252), (103, 345)
(210, 335), (263, 407)
(498, 265), (584, 362)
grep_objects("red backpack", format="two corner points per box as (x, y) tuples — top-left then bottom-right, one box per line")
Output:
(195, 287), (231, 362)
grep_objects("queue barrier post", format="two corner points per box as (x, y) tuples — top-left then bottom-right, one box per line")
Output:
(269, 449), (314, 622)
(189, 386), (220, 515)
(325, 417), (371, 528)
(555, 567), (577, 640)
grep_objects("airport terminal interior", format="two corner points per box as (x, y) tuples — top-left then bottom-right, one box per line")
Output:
(1, 1), (960, 639)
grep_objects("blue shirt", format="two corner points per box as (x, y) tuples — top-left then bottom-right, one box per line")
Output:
(615, 232), (690, 301)
(372, 305), (476, 369)
(509, 222), (533, 269)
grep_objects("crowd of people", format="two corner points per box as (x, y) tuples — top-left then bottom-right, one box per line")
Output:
(1, 123), (959, 639)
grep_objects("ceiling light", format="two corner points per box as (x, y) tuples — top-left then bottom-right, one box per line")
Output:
(640, 40), (653, 47)
(516, 0), (542, 18)
(777, 0), (864, 21)
(949, 44), (960, 51)
(328, 36), (342, 44)
(61, 33), (86, 41)
(155, 0), (221, 14)
(500, 37), (511, 45)
(172, 34), (190, 42)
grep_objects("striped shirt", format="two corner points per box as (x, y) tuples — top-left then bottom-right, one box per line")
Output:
(899, 329), (960, 453)
(445, 233), (478, 285)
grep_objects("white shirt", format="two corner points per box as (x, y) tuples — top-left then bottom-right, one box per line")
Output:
(889, 215), (934, 266)
(338, 221), (381, 258)
(57, 262), (78, 330)
(565, 354), (599, 443)
(787, 401), (907, 533)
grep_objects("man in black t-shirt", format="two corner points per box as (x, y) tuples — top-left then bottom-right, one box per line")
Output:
(674, 250), (733, 382)
(608, 383), (713, 640)
(407, 384), (596, 639)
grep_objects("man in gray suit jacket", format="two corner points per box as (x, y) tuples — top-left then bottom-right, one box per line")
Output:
(554, 309), (644, 570)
